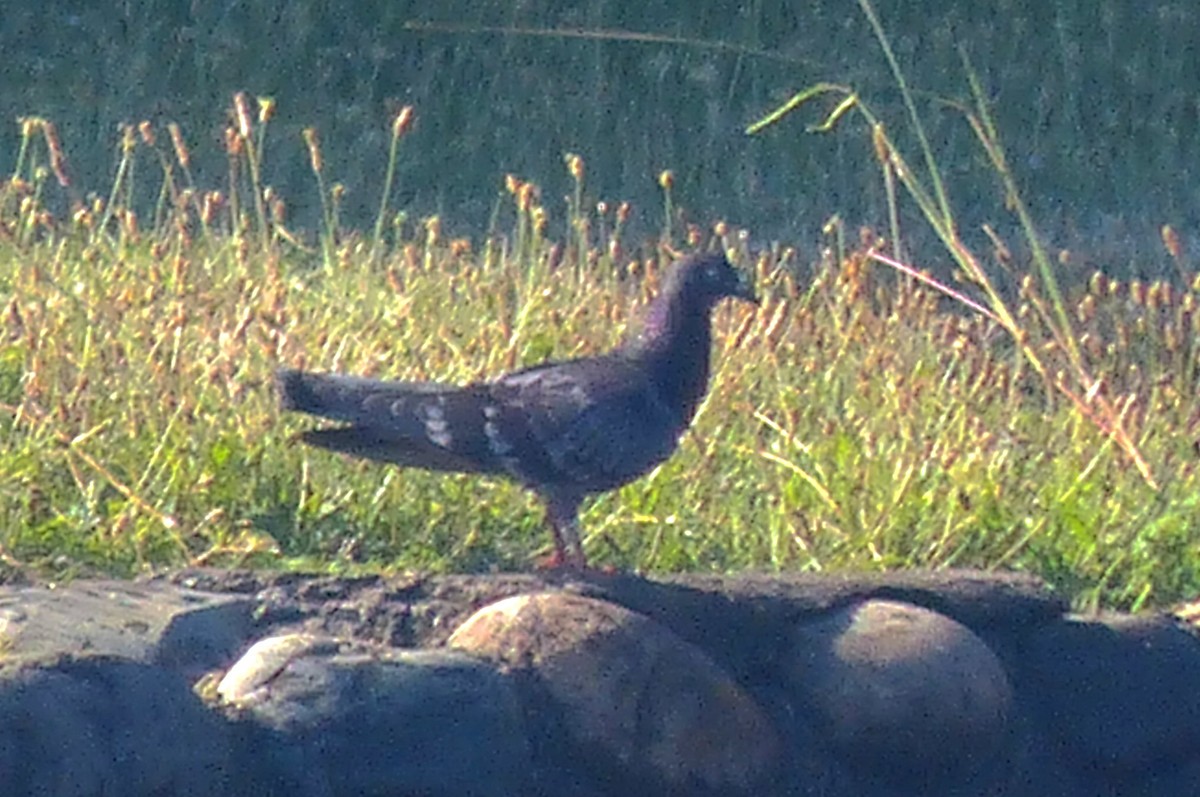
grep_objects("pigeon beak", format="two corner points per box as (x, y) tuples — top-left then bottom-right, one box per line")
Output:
(732, 268), (759, 305)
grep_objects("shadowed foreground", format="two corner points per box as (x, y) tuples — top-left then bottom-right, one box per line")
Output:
(1, 568), (1197, 795)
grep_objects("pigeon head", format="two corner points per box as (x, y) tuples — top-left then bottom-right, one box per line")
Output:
(666, 251), (759, 309)
(633, 251), (758, 346)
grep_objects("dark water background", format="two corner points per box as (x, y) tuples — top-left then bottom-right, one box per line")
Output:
(3, 1), (1197, 274)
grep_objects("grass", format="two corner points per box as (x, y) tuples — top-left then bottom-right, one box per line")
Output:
(1, 55), (1199, 611)
(6, 2), (1197, 262)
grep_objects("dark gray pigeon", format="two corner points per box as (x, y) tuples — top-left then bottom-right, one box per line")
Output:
(276, 251), (757, 567)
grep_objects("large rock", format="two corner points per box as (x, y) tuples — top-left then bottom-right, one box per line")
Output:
(0, 655), (234, 797)
(215, 634), (532, 797)
(1, 569), (1197, 797)
(448, 591), (781, 796)
(1021, 613), (1200, 772)
(162, 567), (1067, 658)
(0, 580), (257, 678)
(786, 599), (1013, 789)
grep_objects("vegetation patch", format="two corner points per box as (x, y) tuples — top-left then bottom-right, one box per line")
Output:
(2, 8), (1198, 609)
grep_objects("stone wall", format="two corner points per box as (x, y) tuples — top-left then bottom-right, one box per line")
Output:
(0, 569), (1197, 796)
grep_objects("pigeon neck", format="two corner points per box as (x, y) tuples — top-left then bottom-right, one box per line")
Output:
(626, 285), (715, 422)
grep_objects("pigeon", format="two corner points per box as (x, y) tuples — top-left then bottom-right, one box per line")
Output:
(276, 251), (757, 568)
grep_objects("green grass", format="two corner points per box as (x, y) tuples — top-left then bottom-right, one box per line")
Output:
(5, 1), (1196, 262)
(1, 66), (1199, 611)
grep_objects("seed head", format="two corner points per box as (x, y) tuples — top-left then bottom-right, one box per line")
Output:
(42, 121), (70, 187)
(392, 105), (414, 138)
(258, 97), (276, 125)
(223, 126), (243, 156)
(233, 92), (253, 140)
(565, 152), (584, 182)
(168, 123), (191, 169)
(303, 128), (322, 173)
(1162, 224), (1182, 259)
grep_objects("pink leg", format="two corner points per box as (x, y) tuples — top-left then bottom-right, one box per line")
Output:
(544, 495), (587, 569)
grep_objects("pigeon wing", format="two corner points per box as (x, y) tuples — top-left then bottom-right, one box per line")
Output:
(484, 356), (685, 494)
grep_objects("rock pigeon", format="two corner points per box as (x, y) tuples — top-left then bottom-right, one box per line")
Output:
(276, 251), (757, 567)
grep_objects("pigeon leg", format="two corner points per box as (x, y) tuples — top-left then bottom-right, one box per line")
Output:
(543, 494), (587, 569)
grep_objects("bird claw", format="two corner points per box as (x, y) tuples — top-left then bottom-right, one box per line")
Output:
(534, 546), (589, 571)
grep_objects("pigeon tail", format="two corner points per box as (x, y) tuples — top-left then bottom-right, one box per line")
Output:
(275, 369), (505, 475)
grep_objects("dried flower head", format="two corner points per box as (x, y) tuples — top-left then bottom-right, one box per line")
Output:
(233, 92), (253, 140)
(303, 128), (322, 173)
(392, 106), (414, 138)
(168, 123), (191, 170)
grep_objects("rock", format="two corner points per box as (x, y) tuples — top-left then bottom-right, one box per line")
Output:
(0, 570), (1197, 797)
(216, 632), (340, 706)
(448, 592), (780, 796)
(573, 568), (1063, 684)
(0, 655), (233, 797)
(0, 580), (257, 678)
(1021, 613), (1200, 772)
(160, 567), (1065, 664)
(647, 568), (1065, 629)
(216, 634), (532, 797)
(785, 598), (1013, 788)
